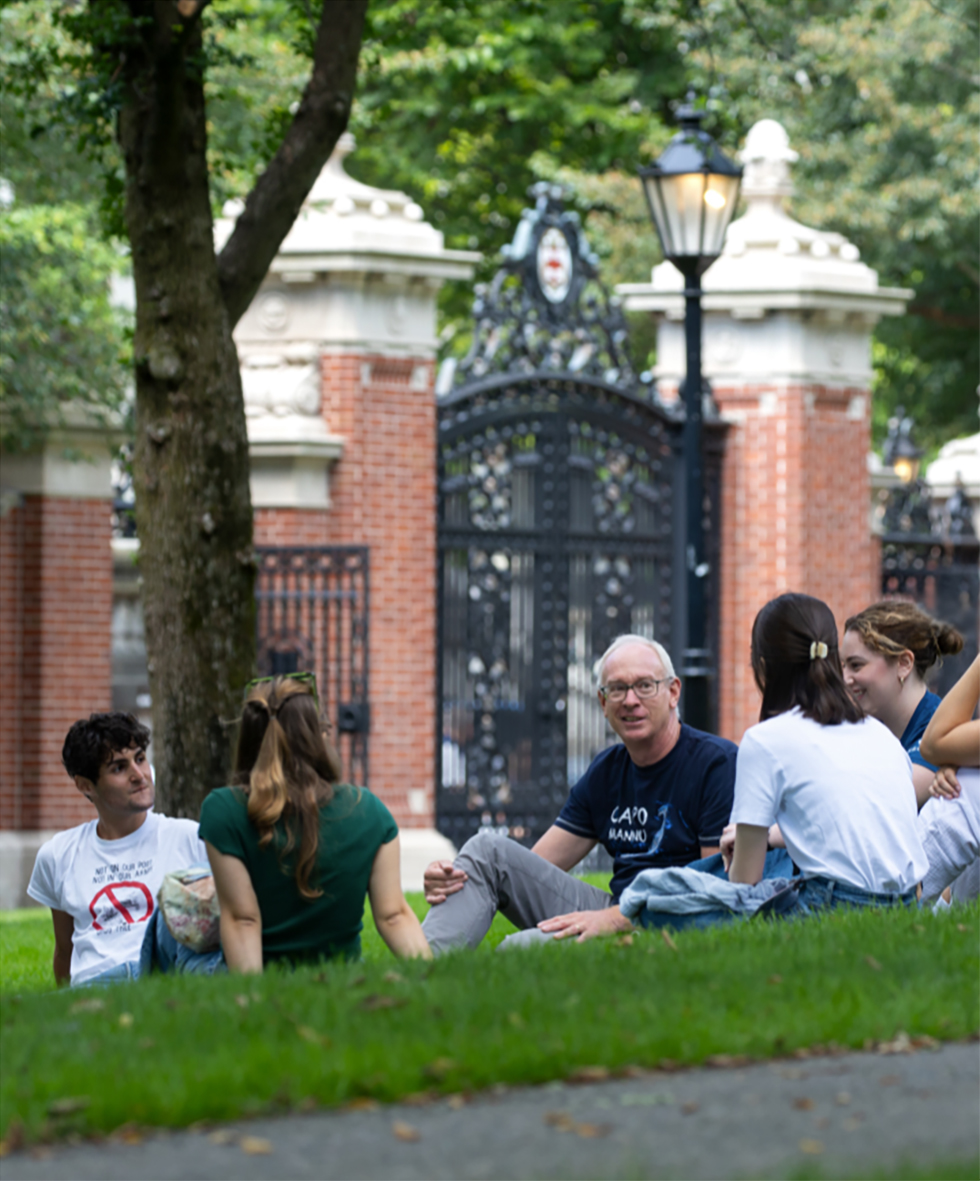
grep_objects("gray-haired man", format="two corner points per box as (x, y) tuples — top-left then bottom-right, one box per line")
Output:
(422, 635), (737, 952)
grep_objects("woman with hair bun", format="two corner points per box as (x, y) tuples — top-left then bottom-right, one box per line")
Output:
(198, 676), (430, 973)
(842, 601), (964, 806)
(725, 593), (928, 910)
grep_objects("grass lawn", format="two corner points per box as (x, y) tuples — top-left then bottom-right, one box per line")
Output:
(1, 896), (976, 1148)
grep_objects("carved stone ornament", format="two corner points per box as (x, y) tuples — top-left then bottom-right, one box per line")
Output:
(451, 183), (647, 395)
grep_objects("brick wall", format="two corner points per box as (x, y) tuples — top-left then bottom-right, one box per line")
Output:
(321, 353), (436, 828)
(0, 499), (25, 829)
(714, 383), (875, 743)
(253, 509), (331, 547)
(0, 497), (113, 830)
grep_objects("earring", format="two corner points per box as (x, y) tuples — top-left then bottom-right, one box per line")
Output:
(898, 674), (906, 687)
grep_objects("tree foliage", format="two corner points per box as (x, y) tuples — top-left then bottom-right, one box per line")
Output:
(665, 0), (979, 450)
(0, 203), (130, 452)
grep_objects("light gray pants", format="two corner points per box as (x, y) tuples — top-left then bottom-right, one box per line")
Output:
(421, 831), (613, 955)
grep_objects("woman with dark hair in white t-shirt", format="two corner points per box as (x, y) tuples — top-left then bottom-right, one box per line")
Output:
(724, 593), (928, 911)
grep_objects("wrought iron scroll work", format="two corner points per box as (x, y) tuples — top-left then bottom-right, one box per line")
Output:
(452, 183), (647, 394)
(255, 546), (370, 788)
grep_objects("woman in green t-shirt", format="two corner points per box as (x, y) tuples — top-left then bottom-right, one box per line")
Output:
(199, 676), (430, 972)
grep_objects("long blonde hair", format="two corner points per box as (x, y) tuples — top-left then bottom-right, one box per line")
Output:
(233, 677), (342, 899)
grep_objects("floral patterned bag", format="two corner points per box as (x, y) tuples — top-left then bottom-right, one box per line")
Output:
(157, 866), (221, 953)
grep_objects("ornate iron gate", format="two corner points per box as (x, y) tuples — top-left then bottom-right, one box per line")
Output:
(878, 477), (979, 696)
(436, 185), (724, 850)
(255, 547), (370, 785)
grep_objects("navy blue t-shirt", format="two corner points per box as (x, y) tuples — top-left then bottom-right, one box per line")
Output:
(901, 690), (941, 772)
(555, 725), (737, 900)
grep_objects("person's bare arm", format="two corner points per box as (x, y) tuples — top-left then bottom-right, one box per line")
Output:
(51, 909), (73, 986)
(530, 825), (597, 871)
(913, 763), (938, 810)
(368, 838), (431, 960)
(920, 655), (980, 768)
(728, 824), (770, 885)
(206, 842), (263, 974)
(700, 844), (720, 859)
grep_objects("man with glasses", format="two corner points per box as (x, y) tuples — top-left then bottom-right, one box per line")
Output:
(422, 635), (736, 952)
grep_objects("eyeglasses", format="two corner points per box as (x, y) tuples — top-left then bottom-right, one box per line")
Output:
(599, 677), (672, 703)
(242, 670), (319, 708)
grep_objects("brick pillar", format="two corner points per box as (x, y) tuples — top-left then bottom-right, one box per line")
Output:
(713, 382), (875, 741)
(322, 353), (436, 829)
(0, 428), (117, 905)
(619, 118), (910, 743)
(18, 497), (113, 829)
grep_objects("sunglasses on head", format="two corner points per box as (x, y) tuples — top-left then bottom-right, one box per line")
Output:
(242, 670), (319, 708)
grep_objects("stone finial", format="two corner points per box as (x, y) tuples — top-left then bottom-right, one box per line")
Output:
(739, 119), (798, 205)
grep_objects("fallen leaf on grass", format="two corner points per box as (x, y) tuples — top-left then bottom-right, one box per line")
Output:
(911, 1035), (939, 1050)
(392, 1121), (420, 1143)
(208, 1130), (237, 1146)
(661, 930), (678, 952)
(616, 934), (634, 947)
(422, 1057), (456, 1081)
(767, 974), (783, 985)
(835, 1091), (851, 1106)
(704, 1054), (750, 1069)
(110, 1123), (143, 1145)
(681, 1101), (700, 1115)
(47, 1097), (90, 1117)
(799, 1138), (824, 1155)
(792, 1097), (814, 1111)
(383, 970), (405, 984)
(956, 924), (967, 932)
(864, 955), (882, 971)
(568, 1065), (610, 1083)
(296, 1025), (330, 1047)
(359, 994), (408, 1012)
(878, 1031), (912, 1055)
(69, 999), (104, 1015)
(0, 1119), (25, 1157)
(234, 995), (249, 1009)
(402, 1091), (438, 1107)
(344, 1098), (379, 1113)
(240, 1136), (273, 1155)
(879, 1075), (902, 1086)
(118, 1013), (134, 1028)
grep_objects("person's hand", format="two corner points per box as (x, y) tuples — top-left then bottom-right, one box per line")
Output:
(536, 907), (632, 943)
(423, 859), (468, 905)
(719, 823), (737, 873)
(929, 766), (962, 801)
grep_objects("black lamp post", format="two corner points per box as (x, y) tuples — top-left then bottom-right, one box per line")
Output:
(639, 96), (742, 732)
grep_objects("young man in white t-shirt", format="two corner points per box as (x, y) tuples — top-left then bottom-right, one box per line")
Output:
(27, 713), (206, 986)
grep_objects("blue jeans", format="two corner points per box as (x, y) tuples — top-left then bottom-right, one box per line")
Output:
(84, 960), (141, 985)
(793, 876), (918, 914)
(634, 848), (798, 932)
(139, 909), (226, 976)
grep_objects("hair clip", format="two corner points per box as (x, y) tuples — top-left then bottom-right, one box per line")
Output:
(809, 641), (828, 660)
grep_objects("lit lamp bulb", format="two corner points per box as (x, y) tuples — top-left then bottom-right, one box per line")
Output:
(893, 457), (917, 484)
(704, 189), (727, 210)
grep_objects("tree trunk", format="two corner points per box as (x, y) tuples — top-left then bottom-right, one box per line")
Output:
(119, 6), (254, 815)
(109, 0), (366, 816)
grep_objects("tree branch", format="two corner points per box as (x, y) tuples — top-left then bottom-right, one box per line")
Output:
(216, 0), (368, 329)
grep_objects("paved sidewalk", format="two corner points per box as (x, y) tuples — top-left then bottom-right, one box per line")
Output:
(3, 1042), (978, 1180)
